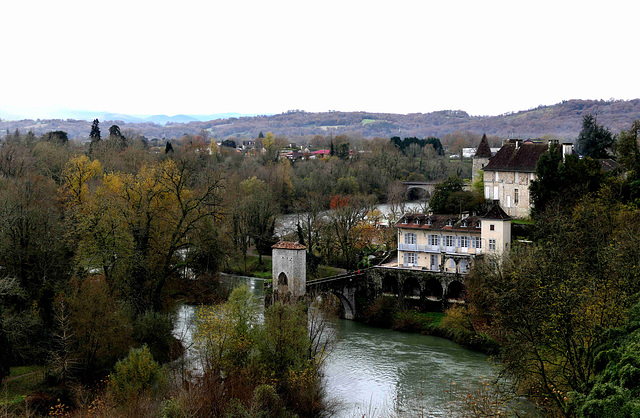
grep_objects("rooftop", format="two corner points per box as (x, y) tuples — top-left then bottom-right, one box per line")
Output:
(272, 241), (307, 250)
(483, 140), (548, 173)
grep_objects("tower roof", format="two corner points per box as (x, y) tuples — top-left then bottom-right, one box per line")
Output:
(483, 204), (511, 220)
(272, 241), (306, 250)
(474, 134), (492, 158)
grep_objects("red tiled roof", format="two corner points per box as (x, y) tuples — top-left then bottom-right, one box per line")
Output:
(483, 141), (548, 172)
(272, 241), (306, 250)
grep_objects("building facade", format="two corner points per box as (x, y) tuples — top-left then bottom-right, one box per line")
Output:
(480, 139), (549, 218)
(272, 241), (307, 298)
(395, 205), (511, 274)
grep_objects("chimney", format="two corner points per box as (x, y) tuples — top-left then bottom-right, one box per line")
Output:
(515, 139), (521, 150)
(548, 139), (559, 150)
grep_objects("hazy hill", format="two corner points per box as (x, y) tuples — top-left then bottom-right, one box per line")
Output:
(2, 99), (639, 141)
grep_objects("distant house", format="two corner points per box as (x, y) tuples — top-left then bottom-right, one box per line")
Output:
(310, 149), (331, 159)
(395, 205), (511, 274)
(480, 139), (579, 218)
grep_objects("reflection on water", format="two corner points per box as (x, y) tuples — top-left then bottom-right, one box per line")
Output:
(172, 274), (534, 417)
(325, 319), (501, 417)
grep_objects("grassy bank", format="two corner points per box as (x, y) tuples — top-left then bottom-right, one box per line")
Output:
(362, 297), (500, 355)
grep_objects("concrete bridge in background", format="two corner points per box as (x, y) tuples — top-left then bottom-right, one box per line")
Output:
(305, 266), (466, 319)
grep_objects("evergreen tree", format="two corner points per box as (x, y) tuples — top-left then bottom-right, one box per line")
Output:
(89, 119), (101, 142)
(108, 125), (127, 150)
(164, 141), (174, 154)
(576, 114), (614, 158)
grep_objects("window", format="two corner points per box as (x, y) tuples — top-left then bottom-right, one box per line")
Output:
(475, 221), (481, 229)
(490, 224), (495, 231)
(489, 239), (496, 251)
(530, 172), (534, 181)
(430, 254), (438, 269)
(460, 236), (469, 248)
(429, 234), (440, 246)
(405, 252), (416, 265)
(472, 237), (482, 248)
(495, 172), (498, 181)
(446, 219), (453, 227)
(493, 186), (499, 200)
(485, 186), (490, 199)
(426, 218), (432, 225)
(445, 235), (454, 247)
(404, 233), (416, 245)
(461, 220), (468, 228)
(514, 172), (519, 183)
(514, 189), (519, 205)
(507, 195), (511, 208)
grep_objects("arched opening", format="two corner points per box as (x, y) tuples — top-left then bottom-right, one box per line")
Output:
(424, 278), (443, 299)
(407, 187), (429, 201)
(446, 280), (465, 301)
(278, 272), (288, 286)
(403, 277), (421, 298)
(382, 276), (399, 296)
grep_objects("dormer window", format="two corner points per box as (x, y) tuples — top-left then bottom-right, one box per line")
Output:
(415, 219), (420, 225)
(475, 221), (481, 229)
(426, 218), (432, 226)
(446, 219), (453, 227)
(461, 220), (468, 228)
(401, 217), (407, 224)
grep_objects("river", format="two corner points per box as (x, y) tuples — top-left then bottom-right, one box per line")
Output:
(276, 201), (426, 237)
(173, 274), (534, 417)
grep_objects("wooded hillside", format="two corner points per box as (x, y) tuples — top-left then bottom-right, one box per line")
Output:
(2, 99), (640, 141)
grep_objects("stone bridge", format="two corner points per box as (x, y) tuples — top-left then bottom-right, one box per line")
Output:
(306, 266), (466, 320)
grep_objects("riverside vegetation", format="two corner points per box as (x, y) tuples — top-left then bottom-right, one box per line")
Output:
(1, 117), (640, 416)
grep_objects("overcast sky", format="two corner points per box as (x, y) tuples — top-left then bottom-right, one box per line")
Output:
(1, 0), (638, 118)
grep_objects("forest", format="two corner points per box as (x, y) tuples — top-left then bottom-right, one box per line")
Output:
(1, 115), (640, 416)
(0, 121), (471, 416)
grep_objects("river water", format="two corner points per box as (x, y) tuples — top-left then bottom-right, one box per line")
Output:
(276, 202), (426, 237)
(174, 274), (532, 417)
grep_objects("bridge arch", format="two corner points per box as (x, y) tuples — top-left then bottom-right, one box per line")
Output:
(403, 277), (421, 297)
(424, 278), (443, 299)
(445, 280), (465, 301)
(382, 276), (399, 296)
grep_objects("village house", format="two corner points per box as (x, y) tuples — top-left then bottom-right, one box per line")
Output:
(395, 205), (511, 274)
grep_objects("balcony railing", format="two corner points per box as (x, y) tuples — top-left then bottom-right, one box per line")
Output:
(399, 243), (480, 255)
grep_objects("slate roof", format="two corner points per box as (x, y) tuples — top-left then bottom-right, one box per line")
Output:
(395, 213), (483, 233)
(475, 134), (492, 158)
(482, 204), (511, 220)
(483, 140), (548, 172)
(598, 159), (622, 172)
(272, 241), (306, 250)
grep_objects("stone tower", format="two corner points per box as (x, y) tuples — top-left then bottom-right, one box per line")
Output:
(271, 241), (307, 298)
(472, 133), (492, 183)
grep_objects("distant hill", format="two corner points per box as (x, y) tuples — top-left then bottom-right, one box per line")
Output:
(2, 99), (640, 141)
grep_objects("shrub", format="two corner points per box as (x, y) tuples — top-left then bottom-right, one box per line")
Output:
(363, 296), (398, 328)
(133, 311), (174, 363)
(108, 345), (167, 403)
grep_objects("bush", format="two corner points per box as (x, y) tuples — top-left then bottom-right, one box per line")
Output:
(133, 311), (174, 363)
(363, 296), (398, 328)
(108, 345), (167, 403)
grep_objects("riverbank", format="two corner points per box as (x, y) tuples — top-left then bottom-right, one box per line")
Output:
(360, 297), (500, 356)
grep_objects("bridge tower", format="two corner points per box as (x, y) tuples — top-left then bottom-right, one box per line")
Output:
(272, 241), (307, 299)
